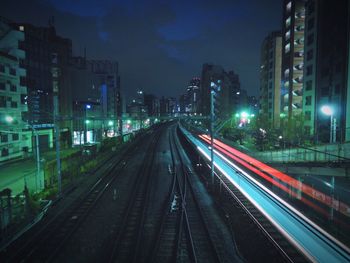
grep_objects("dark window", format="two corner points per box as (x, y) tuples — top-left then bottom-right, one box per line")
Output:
(321, 67), (329, 77)
(20, 77), (26, 86)
(0, 82), (5, 90)
(308, 18), (314, 29)
(305, 80), (312, 90)
(335, 62), (342, 73)
(269, 52), (273, 59)
(1, 148), (9, 157)
(321, 86), (328, 96)
(0, 96), (6, 107)
(10, 85), (17, 92)
(11, 101), (17, 108)
(335, 84), (340, 94)
(269, 72), (273, 78)
(305, 96), (312, 105)
(12, 133), (19, 141)
(269, 82), (272, 89)
(9, 68), (16, 76)
(307, 34), (314, 45)
(306, 65), (313, 76)
(304, 126), (311, 135)
(307, 50), (313, 60)
(307, 2), (315, 14)
(1, 134), (8, 143)
(305, 111), (311, 120)
(269, 62), (273, 69)
(21, 94), (27, 105)
(0, 64), (4, 73)
(269, 92), (272, 99)
(268, 102), (272, 109)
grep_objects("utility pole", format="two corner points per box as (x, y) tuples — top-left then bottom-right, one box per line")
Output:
(210, 88), (215, 186)
(54, 96), (62, 197)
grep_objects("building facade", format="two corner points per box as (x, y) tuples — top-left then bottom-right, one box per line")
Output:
(0, 20), (28, 162)
(281, 0), (306, 120)
(302, 0), (350, 143)
(200, 64), (241, 120)
(260, 31), (282, 128)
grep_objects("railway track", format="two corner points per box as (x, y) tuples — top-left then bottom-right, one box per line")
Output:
(108, 128), (161, 263)
(150, 125), (221, 263)
(0, 127), (160, 263)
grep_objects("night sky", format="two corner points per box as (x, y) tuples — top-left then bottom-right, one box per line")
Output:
(1, 0), (282, 99)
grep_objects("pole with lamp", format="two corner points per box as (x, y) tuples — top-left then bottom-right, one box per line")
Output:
(321, 105), (336, 143)
(320, 105), (336, 220)
(209, 80), (221, 188)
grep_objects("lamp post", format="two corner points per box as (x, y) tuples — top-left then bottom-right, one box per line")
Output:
(321, 105), (336, 143)
(210, 80), (221, 187)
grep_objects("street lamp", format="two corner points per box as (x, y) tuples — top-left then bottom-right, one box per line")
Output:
(210, 80), (221, 187)
(321, 105), (336, 143)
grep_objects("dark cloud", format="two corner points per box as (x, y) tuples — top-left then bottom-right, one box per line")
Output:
(1, 0), (282, 99)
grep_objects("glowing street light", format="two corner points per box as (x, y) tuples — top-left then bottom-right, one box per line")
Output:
(5, 115), (14, 123)
(241, 111), (249, 118)
(108, 120), (114, 126)
(85, 120), (90, 124)
(321, 105), (334, 116)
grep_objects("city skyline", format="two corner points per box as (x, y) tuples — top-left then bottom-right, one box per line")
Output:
(1, 0), (282, 99)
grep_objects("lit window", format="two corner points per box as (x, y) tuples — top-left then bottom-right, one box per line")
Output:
(285, 43), (290, 53)
(19, 26), (24, 31)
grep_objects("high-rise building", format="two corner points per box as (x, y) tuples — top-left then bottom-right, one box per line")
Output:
(144, 93), (159, 117)
(281, 0), (306, 119)
(87, 60), (121, 134)
(302, 0), (350, 143)
(260, 31), (282, 128)
(200, 64), (241, 120)
(186, 77), (200, 114)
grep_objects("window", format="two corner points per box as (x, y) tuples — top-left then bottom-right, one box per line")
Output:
(21, 94), (27, 105)
(269, 82), (272, 89)
(12, 133), (19, 141)
(9, 68), (16, 76)
(305, 111), (311, 120)
(335, 62), (342, 73)
(304, 126), (311, 135)
(308, 18), (314, 29)
(269, 102), (272, 109)
(306, 65), (313, 76)
(307, 34), (314, 45)
(1, 148), (9, 157)
(321, 86), (328, 96)
(11, 101), (17, 108)
(307, 50), (313, 60)
(321, 67), (329, 77)
(285, 43), (291, 53)
(0, 82), (5, 90)
(269, 92), (272, 99)
(0, 64), (4, 73)
(335, 84), (340, 94)
(1, 134), (8, 143)
(20, 77), (26, 86)
(305, 80), (312, 91)
(0, 96), (6, 107)
(305, 96), (312, 105)
(269, 72), (273, 78)
(10, 85), (17, 92)
(308, 2), (315, 15)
